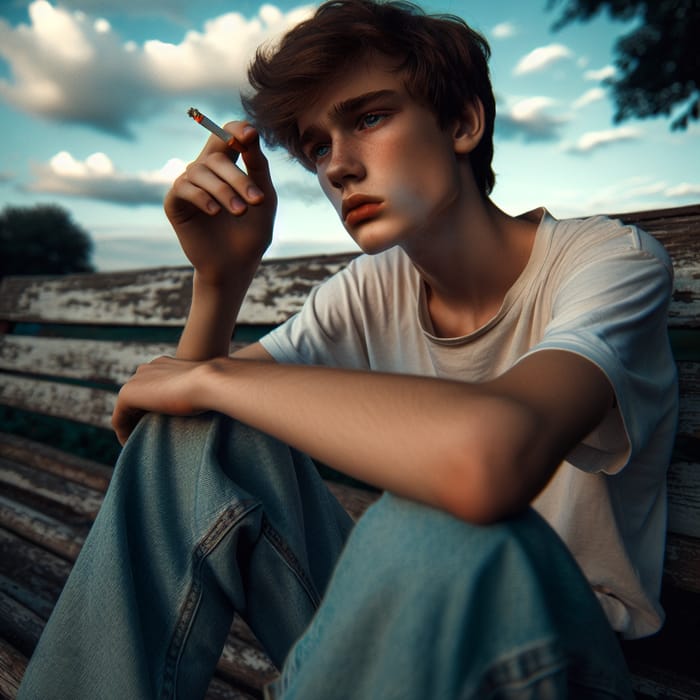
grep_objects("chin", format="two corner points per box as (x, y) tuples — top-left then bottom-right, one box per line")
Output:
(348, 220), (405, 255)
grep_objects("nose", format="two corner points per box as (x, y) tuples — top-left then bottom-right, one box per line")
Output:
(324, 138), (366, 190)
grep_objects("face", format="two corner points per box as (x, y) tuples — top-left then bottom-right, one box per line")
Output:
(297, 55), (469, 255)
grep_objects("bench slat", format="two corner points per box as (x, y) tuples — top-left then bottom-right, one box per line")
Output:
(0, 336), (176, 386)
(0, 496), (86, 561)
(664, 532), (700, 594)
(0, 254), (353, 327)
(0, 637), (27, 700)
(0, 528), (71, 617)
(0, 433), (111, 492)
(0, 375), (115, 429)
(0, 458), (103, 522)
(0, 336), (245, 387)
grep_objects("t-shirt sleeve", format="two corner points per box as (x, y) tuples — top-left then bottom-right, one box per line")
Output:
(524, 225), (677, 474)
(260, 257), (372, 370)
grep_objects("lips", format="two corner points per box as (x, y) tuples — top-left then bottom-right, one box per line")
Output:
(342, 194), (383, 226)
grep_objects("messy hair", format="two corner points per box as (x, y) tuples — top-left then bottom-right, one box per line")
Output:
(243, 0), (496, 196)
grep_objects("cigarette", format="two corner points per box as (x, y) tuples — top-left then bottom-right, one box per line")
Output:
(187, 107), (247, 153)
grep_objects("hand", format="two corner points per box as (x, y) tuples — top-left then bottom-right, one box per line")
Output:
(164, 121), (278, 287)
(112, 356), (212, 445)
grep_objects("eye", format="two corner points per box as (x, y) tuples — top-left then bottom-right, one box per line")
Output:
(305, 142), (330, 165)
(359, 112), (387, 129)
(314, 143), (331, 159)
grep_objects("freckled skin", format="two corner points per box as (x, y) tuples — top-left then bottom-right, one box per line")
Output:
(298, 56), (466, 257)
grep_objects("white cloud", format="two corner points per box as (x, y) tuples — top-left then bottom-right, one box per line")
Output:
(26, 150), (186, 204)
(0, 1), (313, 136)
(572, 87), (606, 110)
(514, 44), (573, 75)
(492, 22), (517, 39)
(666, 183), (700, 198)
(584, 65), (616, 82)
(496, 96), (569, 141)
(565, 126), (642, 154)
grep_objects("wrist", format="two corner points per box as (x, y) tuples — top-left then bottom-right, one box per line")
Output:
(199, 356), (237, 413)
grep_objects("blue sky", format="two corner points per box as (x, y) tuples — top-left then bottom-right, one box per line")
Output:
(0, 0), (698, 271)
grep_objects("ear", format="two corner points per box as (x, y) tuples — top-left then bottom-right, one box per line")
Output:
(452, 98), (485, 155)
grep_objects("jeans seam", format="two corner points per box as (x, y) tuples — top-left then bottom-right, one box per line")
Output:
(262, 515), (321, 608)
(160, 498), (261, 700)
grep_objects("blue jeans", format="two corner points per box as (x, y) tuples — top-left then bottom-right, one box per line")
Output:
(19, 413), (634, 699)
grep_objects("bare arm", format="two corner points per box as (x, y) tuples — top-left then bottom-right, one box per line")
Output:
(113, 348), (612, 524)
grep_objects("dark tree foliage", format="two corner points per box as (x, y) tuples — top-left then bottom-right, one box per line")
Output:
(548, 0), (700, 129)
(0, 204), (95, 278)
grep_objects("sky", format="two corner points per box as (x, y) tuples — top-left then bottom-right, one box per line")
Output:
(0, 0), (698, 271)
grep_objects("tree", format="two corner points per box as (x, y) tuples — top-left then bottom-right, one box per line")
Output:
(0, 204), (95, 278)
(548, 0), (700, 129)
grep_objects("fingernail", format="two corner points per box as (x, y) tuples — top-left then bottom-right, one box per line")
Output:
(230, 196), (246, 214)
(243, 125), (257, 137)
(247, 185), (264, 200)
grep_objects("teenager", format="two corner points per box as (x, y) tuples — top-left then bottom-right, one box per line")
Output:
(19, 1), (677, 698)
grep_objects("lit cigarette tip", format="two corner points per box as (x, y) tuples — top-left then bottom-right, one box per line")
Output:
(187, 106), (246, 152)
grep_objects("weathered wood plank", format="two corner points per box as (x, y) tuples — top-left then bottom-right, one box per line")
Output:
(205, 676), (260, 700)
(0, 496), (86, 562)
(0, 254), (353, 327)
(0, 433), (111, 492)
(0, 636), (27, 700)
(0, 458), (103, 522)
(664, 532), (700, 594)
(215, 627), (278, 692)
(0, 590), (43, 658)
(667, 461), (700, 538)
(0, 336), (175, 385)
(0, 376), (115, 429)
(0, 336), (245, 387)
(628, 664), (700, 700)
(0, 528), (71, 618)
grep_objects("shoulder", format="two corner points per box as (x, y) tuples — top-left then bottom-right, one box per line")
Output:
(548, 212), (672, 272)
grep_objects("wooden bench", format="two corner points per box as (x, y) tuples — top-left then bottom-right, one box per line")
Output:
(1, 204), (699, 699)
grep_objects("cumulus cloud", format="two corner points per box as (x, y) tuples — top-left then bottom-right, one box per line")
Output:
(584, 65), (616, 82)
(491, 22), (517, 39)
(513, 44), (573, 76)
(496, 96), (569, 141)
(0, 0), (312, 136)
(565, 126), (642, 154)
(26, 150), (186, 204)
(572, 87), (606, 110)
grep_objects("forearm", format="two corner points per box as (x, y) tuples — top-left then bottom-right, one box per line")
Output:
(200, 358), (546, 522)
(114, 350), (609, 522)
(176, 266), (258, 360)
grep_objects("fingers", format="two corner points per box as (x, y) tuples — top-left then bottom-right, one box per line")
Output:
(170, 122), (273, 218)
(111, 402), (145, 446)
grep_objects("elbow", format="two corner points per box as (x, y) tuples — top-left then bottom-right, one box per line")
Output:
(434, 404), (550, 525)
(436, 460), (528, 525)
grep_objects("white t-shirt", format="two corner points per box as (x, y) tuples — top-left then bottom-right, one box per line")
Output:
(260, 210), (678, 639)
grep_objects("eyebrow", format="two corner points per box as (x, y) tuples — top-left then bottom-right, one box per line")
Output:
(299, 89), (399, 148)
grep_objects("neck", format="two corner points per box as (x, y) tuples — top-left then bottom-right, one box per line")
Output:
(402, 190), (539, 338)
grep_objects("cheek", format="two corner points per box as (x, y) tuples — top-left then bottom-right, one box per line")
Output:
(385, 162), (459, 223)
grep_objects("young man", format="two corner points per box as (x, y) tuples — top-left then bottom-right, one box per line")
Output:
(19, 1), (677, 698)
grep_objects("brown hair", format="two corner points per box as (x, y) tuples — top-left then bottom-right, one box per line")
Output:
(243, 0), (496, 196)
